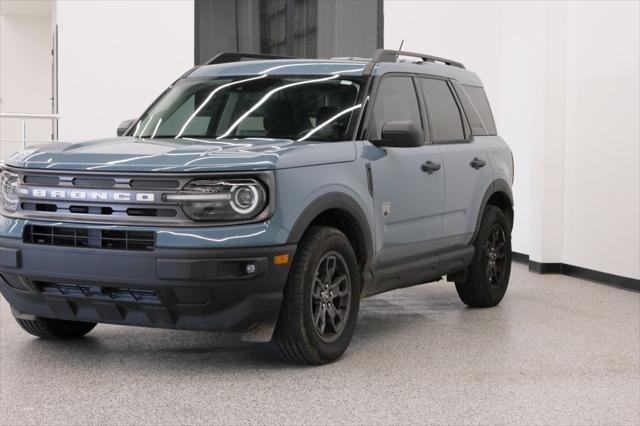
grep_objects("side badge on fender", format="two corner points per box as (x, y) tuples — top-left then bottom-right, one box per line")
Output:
(382, 202), (391, 218)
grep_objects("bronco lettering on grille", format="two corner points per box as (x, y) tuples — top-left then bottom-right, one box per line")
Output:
(18, 188), (156, 203)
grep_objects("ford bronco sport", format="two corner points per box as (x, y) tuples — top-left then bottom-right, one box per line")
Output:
(0, 50), (514, 364)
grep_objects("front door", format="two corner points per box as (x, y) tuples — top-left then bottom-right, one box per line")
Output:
(370, 146), (445, 267)
(366, 75), (445, 270)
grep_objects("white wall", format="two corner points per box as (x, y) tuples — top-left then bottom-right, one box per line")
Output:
(385, 0), (640, 279)
(383, 0), (533, 253)
(0, 2), (53, 159)
(562, 1), (640, 279)
(56, 0), (194, 141)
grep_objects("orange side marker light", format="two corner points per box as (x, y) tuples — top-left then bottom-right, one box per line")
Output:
(273, 254), (290, 265)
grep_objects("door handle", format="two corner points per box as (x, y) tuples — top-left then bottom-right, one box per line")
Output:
(421, 160), (441, 174)
(470, 157), (486, 169)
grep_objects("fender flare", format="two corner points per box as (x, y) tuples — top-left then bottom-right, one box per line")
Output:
(286, 192), (374, 271)
(470, 178), (514, 243)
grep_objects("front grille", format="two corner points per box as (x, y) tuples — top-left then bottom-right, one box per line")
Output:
(13, 171), (190, 226)
(20, 173), (181, 190)
(20, 202), (178, 218)
(72, 177), (117, 188)
(24, 225), (156, 251)
(6, 168), (273, 227)
(130, 179), (180, 189)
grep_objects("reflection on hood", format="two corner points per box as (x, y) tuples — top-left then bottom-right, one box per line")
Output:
(8, 137), (357, 172)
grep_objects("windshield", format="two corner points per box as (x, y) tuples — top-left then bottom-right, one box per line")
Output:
(131, 75), (363, 142)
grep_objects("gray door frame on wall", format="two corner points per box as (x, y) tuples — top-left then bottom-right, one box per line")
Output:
(194, 0), (384, 64)
(51, 24), (59, 140)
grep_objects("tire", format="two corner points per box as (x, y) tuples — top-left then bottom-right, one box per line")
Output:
(456, 206), (512, 308)
(273, 226), (361, 365)
(15, 316), (97, 339)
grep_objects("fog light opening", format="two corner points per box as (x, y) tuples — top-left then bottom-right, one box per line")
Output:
(244, 263), (257, 275)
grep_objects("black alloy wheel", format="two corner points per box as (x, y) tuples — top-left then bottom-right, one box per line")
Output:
(310, 251), (352, 343)
(485, 223), (509, 286)
(455, 206), (512, 308)
(273, 226), (361, 364)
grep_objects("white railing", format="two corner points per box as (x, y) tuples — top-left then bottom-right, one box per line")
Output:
(0, 112), (60, 150)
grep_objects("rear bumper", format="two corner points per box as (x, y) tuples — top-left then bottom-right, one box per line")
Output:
(0, 238), (296, 340)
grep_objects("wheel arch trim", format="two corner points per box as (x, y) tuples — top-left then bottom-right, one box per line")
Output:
(470, 178), (514, 243)
(286, 192), (374, 272)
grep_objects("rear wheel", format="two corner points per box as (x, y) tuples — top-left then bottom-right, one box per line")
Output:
(15, 316), (97, 339)
(456, 206), (512, 307)
(273, 226), (360, 365)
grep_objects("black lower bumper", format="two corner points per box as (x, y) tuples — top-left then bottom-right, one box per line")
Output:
(0, 238), (296, 340)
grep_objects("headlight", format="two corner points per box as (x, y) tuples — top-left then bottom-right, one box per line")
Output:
(0, 169), (20, 213)
(165, 178), (268, 222)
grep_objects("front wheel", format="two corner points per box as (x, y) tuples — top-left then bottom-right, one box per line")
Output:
(456, 206), (512, 307)
(273, 226), (360, 365)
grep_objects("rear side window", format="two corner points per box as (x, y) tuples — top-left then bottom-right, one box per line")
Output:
(418, 78), (465, 142)
(369, 76), (422, 140)
(460, 85), (497, 135)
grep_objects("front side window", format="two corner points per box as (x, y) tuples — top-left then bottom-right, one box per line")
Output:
(419, 78), (465, 142)
(132, 75), (362, 142)
(369, 76), (422, 139)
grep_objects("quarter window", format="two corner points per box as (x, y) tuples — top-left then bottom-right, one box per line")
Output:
(462, 85), (497, 135)
(419, 78), (465, 142)
(369, 76), (422, 140)
(453, 82), (486, 136)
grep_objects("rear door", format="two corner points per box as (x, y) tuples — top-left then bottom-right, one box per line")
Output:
(366, 75), (445, 269)
(417, 77), (493, 249)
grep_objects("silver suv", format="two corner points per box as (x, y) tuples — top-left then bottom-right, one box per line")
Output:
(0, 50), (514, 364)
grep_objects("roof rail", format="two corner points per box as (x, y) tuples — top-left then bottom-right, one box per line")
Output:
(204, 52), (296, 65)
(372, 49), (465, 69)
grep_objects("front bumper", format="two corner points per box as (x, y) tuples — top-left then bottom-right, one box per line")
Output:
(0, 238), (296, 341)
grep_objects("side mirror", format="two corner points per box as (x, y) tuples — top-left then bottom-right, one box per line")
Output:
(372, 121), (424, 148)
(117, 119), (136, 137)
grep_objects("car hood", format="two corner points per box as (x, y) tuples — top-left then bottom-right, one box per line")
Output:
(5, 137), (357, 172)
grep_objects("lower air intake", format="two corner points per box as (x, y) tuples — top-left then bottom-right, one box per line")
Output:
(23, 225), (156, 251)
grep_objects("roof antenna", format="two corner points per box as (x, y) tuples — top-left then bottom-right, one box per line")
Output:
(395, 40), (405, 60)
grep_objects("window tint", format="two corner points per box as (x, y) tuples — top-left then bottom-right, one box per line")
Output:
(462, 85), (497, 135)
(369, 76), (422, 140)
(419, 78), (465, 142)
(155, 96), (211, 137)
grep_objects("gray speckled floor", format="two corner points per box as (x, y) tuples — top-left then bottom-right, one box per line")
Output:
(1, 262), (638, 425)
